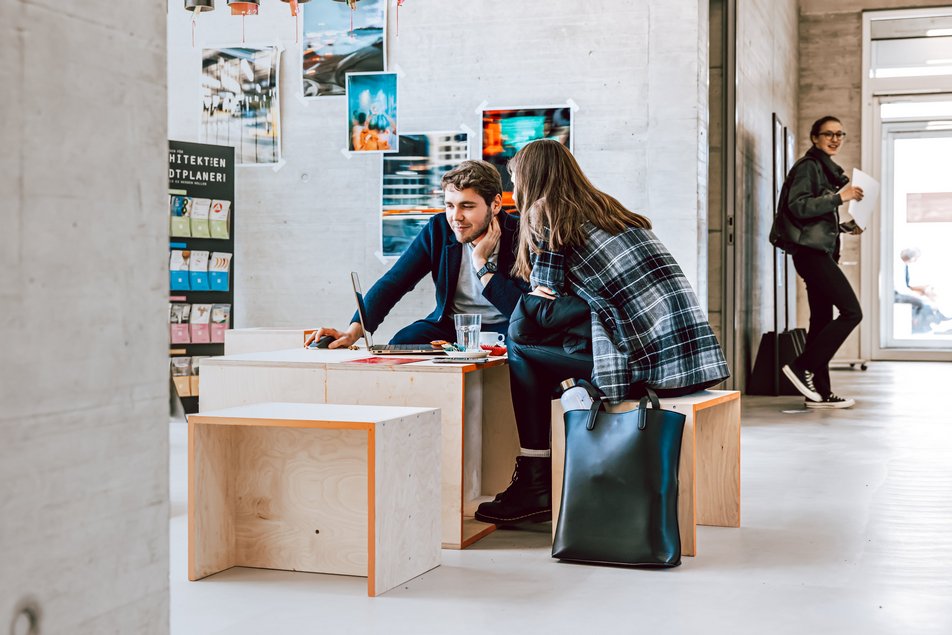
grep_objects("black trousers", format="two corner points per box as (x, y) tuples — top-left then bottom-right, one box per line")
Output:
(507, 340), (717, 450)
(792, 248), (863, 396)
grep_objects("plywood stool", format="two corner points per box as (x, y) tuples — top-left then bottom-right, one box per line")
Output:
(188, 402), (441, 596)
(551, 390), (741, 557)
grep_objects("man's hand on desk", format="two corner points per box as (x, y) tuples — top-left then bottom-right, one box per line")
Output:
(304, 323), (363, 349)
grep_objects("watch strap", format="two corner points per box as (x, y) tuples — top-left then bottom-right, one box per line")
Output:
(476, 261), (498, 278)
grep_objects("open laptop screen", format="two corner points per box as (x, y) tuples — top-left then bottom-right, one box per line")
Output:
(351, 271), (375, 349)
(350, 272), (446, 355)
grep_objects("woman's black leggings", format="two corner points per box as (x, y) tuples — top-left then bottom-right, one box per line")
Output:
(506, 340), (717, 450)
(791, 247), (863, 396)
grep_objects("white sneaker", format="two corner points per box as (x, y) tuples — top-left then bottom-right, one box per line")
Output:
(805, 393), (855, 409)
(782, 364), (822, 402)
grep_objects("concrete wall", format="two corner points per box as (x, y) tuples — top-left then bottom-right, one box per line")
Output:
(797, 0), (952, 362)
(0, 1), (169, 633)
(168, 0), (710, 341)
(733, 0), (799, 389)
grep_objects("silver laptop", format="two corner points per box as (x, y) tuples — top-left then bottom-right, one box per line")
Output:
(351, 272), (445, 355)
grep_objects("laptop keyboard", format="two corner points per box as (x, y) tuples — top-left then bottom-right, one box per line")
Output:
(379, 344), (431, 351)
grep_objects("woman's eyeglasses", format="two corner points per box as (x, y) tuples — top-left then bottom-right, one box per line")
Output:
(818, 131), (847, 140)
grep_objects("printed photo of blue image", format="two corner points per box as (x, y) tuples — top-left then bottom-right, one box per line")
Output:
(482, 106), (572, 210)
(499, 116), (545, 152)
(346, 71), (397, 153)
(381, 131), (470, 257)
(302, 0), (386, 98)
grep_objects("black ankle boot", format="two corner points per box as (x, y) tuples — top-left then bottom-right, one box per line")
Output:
(474, 456), (552, 525)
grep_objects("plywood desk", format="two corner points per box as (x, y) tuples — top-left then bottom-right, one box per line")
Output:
(200, 348), (521, 549)
(223, 327), (315, 355)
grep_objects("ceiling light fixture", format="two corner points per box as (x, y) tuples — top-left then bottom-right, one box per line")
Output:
(185, 0), (215, 47)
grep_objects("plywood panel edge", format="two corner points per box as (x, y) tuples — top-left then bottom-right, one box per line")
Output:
(373, 409), (442, 595)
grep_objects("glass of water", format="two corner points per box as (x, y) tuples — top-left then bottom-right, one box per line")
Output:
(454, 313), (482, 352)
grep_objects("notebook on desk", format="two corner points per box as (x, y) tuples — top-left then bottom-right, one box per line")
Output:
(352, 272), (445, 355)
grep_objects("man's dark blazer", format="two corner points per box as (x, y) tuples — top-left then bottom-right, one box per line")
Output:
(352, 212), (529, 334)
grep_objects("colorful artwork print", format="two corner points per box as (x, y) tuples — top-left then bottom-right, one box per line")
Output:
(201, 47), (281, 165)
(481, 106), (572, 209)
(382, 131), (470, 257)
(347, 71), (397, 153)
(302, 0), (386, 98)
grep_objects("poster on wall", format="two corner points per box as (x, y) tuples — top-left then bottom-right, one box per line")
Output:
(346, 71), (398, 153)
(481, 106), (573, 210)
(381, 131), (470, 257)
(301, 0), (386, 98)
(200, 46), (281, 166)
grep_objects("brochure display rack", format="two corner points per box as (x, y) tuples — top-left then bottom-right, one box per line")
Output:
(168, 140), (235, 413)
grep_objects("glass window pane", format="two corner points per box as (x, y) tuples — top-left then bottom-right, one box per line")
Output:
(887, 133), (952, 344)
(881, 100), (952, 120)
(871, 35), (952, 78)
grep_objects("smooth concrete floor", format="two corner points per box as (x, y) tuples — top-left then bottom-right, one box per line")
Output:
(170, 362), (952, 634)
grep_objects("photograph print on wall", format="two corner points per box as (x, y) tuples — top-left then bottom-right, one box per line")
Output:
(381, 131), (470, 257)
(201, 46), (281, 165)
(301, 0), (386, 98)
(347, 71), (397, 153)
(481, 106), (572, 210)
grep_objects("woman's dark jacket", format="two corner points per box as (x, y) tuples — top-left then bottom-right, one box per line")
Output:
(508, 294), (591, 353)
(770, 146), (851, 259)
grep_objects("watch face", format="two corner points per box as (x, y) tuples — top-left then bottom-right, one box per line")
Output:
(486, 261), (498, 272)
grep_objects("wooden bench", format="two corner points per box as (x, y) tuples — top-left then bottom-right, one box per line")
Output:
(551, 390), (741, 557)
(188, 402), (442, 596)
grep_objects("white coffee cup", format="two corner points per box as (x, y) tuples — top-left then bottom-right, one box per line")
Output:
(479, 332), (506, 347)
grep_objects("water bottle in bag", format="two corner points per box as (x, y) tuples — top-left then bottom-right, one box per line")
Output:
(559, 378), (595, 412)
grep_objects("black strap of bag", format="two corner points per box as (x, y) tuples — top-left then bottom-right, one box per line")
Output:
(581, 385), (661, 431)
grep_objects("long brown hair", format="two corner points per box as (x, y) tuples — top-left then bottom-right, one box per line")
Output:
(509, 139), (651, 280)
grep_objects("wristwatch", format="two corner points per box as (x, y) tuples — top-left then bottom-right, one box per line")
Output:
(476, 261), (498, 278)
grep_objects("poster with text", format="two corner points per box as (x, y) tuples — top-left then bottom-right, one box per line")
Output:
(201, 46), (281, 166)
(381, 131), (470, 257)
(302, 0), (386, 98)
(347, 71), (397, 153)
(481, 106), (573, 210)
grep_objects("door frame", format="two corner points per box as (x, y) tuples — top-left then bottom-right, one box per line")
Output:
(860, 7), (952, 361)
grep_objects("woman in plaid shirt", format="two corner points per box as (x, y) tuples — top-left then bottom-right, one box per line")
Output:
(475, 140), (730, 527)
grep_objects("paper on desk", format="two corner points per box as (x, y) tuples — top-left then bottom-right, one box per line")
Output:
(844, 168), (880, 229)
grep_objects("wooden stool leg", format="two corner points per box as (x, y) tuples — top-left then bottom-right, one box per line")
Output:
(695, 398), (741, 528)
(189, 421), (236, 580)
(677, 411), (697, 557)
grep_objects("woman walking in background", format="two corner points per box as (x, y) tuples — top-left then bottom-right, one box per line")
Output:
(770, 115), (865, 409)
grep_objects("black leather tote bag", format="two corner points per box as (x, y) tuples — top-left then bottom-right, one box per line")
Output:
(553, 387), (686, 567)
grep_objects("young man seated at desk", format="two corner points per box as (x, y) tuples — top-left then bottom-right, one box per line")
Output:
(306, 160), (529, 348)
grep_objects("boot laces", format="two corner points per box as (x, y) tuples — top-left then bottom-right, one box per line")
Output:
(496, 457), (530, 501)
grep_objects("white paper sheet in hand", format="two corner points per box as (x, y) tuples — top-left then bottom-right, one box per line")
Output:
(846, 168), (880, 229)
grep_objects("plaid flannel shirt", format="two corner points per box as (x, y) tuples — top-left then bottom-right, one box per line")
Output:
(530, 224), (729, 403)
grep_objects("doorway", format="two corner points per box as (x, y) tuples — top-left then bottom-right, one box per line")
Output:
(861, 7), (952, 362)
(708, 0), (737, 386)
(878, 105), (952, 354)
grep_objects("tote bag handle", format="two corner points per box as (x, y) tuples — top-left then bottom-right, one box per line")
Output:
(581, 384), (661, 431)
